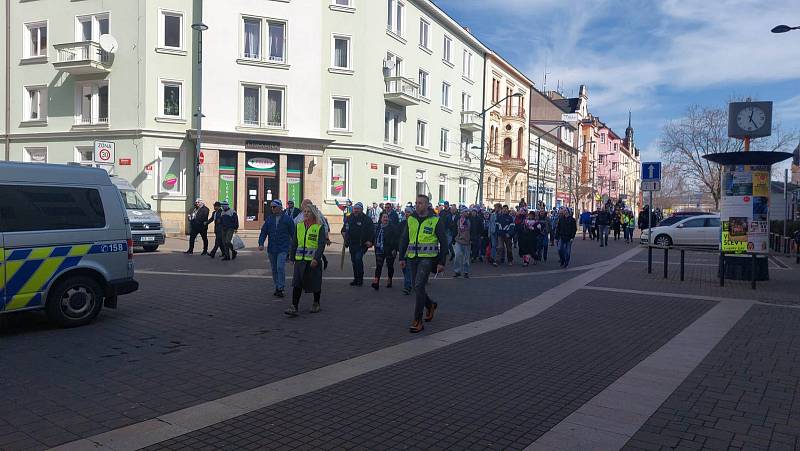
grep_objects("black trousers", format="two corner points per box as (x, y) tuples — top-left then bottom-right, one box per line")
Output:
(188, 227), (208, 253)
(375, 252), (396, 280)
(209, 232), (224, 256)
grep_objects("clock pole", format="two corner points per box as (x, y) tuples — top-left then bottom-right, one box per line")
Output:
(744, 136), (750, 152)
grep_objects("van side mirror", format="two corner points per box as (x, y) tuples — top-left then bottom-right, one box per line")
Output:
(147, 203), (152, 209)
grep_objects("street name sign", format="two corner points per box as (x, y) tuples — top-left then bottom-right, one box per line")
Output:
(642, 161), (661, 181)
(641, 181), (661, 191)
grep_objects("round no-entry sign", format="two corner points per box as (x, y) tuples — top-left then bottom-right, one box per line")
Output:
(199, 151), (205, 165)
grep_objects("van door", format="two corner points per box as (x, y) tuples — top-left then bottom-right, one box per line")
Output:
(0, 231), (5, 312)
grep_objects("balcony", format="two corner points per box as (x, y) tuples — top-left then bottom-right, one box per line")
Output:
(460, 111), (482, 132)
(502, 108), (527, 123)
(498, 156), (527, 167)
(53, 42), (112, 75)
(384, 76), (419, 107)
(73, 116), (109, 128)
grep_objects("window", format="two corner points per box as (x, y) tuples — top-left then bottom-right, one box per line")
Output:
(267, 21), (286, 62)
(332, 35), (351, 69)
(438, 174), (447, 204)
(158, 148), (185, 196)
(160, 10), (183, 50)
(461, 92), (471, 111)
(610, 181), (617, 190)
(330, 159), (349, 198)
(387, 0), (404, 36)
(600, 133), (606, 143)
(458, 177), (467, 204)
(599, 155), (605, 164)
(415, 170), (426, 196)
(242, 85), (260, 126)
(75, 82), (109, 125)
(682, 218), (706, 228)
(416, 120), (427, 147)
(242, 18), (261, 59)
(77, 14), (109, 42)
(331, 97), (350, 131)
(419, 19), (430, 49)
(75, 146), (94, 166)
(384, 109), (401, 145)
(383, 165), (399, 202)
(241, 84), (285, 128)
(25, 22), (47, 58)
(462, 50), (472, 79)
(160, 80), (182, 118)
(23, 147), (47, 163)
(24, 86), (46, 121)
(441, 82), (450, 109)
(491, 78), (499, 103)
(242, 17), (286, 63)
(612, 162), (618, 171)
(333, 0), (352, 6)
(440, 128), (449, 153)
(705, 218), (721, 228)
(460, 132), (472, 160)
(0, 186), (106, 232)
(443, 35), (452, 63)
(418, 69), (429, 98)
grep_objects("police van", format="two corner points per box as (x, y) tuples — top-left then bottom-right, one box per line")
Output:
(0, 162), (139, 327)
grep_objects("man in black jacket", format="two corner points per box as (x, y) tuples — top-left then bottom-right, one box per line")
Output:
(596, 208), (611, 247)
(284, 200), (301, 219)
(556, 209), (577, 268)
(341, 202), (374, 286)
(186, 199), (210, 255)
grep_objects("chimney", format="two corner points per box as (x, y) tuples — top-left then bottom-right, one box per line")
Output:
(463, 26), (471, 34)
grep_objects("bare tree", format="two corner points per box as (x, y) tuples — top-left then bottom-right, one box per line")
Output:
(660, 103), (797, 210)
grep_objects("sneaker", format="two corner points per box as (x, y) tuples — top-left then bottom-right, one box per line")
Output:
(310, 302), (321, 313)
(284, 305), (299, 317)
(464, 273), (469, 279)
(402, 287), (411, 295)
(492, 262), (498, 268)
(453, 272), (461, 278)
(275, 290), (285, 298)
(232, 250), (238, 260)
(200, 251), (208, 256)
(371, 282), (380, 290)
(184, 251), (193, 255)
(208, 253), (216, 259)
(386, 279), (393, 288)
(424, 302), (438, 322)
(409, 320), (424, 333)
(349, 280), (359, 286)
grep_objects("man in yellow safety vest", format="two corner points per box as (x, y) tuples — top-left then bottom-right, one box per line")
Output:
(399, 194), (447, 333)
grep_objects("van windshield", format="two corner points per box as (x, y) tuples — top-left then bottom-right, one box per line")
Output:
(120, 189), (150, 210)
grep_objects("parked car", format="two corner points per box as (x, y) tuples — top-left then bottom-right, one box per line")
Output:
(641, 214), (721, 247)
(110, 177), (166, 252)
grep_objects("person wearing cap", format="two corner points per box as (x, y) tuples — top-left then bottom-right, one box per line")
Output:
(258, 199), (295, 298)
(219, 201), (239, 261)
(401, 205), (415, 294)
(453, 205), (472, 277)
(186, 199), (210, 255)
(341, 202), (374, 286)
(207, 201), (225, 258)
(399, 194), (447, 333)
(284, 200), (301, 220)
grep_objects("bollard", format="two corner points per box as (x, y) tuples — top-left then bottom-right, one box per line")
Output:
(648, 246), (652, 274)
(680, 249), (685, 281)
(664, 247), (669, 279)
(751, 253), (757, 290)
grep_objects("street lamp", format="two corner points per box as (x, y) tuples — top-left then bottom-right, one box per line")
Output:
(771, 25), (800, 33)
(477, 92), (523, 205)
(531, 123), (567, 209)
(191, 23), (208, 201)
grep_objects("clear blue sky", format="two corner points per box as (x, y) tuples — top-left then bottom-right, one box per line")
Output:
(435, 0), (800, 169)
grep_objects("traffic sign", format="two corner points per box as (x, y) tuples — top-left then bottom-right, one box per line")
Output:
(641, 181), (661, 191)
(94, 141), (115, 164)
(642, 162), (661, 181)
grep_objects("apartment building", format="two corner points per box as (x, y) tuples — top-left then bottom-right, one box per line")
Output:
(318, 0), (487, 220)
(529, 123), (576, 210)
(482, 54), (533, 206)
(2, 0), (196, 232)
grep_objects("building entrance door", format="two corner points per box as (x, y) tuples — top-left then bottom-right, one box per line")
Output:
(244, 175), (280, 230)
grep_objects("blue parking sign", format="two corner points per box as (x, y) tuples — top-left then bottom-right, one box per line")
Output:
(642, 162), (661, 181)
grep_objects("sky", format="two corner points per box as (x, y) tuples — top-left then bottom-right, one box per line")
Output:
(435, 0), (800, 172)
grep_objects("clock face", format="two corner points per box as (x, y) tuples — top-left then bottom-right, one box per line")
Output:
(736, 106), (766, 133)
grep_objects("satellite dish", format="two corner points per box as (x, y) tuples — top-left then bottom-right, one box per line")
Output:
(98, 34), (119, 53)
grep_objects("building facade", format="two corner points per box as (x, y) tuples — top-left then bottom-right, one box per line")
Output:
(482, 54), (532, 206)
(529, 123), (576, 210)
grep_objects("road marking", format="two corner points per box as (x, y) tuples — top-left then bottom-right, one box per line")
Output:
(583, 285), (800, 310)
(50, 247), (644, 451)
(526, 298), (753, 451)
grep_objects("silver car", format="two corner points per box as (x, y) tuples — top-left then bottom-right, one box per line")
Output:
(641, 214), (721, 247)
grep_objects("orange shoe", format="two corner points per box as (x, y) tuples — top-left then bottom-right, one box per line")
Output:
(424, 302), (438, 322)
(409, 320), (424, 333)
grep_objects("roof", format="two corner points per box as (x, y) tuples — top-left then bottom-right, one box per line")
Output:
(414, 1), (490, 54)
(551, 98), (581, 114)
(0, 162), (112, 186)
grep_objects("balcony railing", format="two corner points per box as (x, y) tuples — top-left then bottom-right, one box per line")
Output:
(460, 111), (482, 132)
(499, 156), (527, 167)
(53, 42), (112, 74)
(74, 116), (109, 127)
(384, 76), (419, 107)
(502, 108), (527, 122)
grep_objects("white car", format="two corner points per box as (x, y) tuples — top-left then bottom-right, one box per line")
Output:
(640, 214), (721, 247)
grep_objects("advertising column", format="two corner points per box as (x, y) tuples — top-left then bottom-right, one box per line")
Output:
(720, 165), (769, 254)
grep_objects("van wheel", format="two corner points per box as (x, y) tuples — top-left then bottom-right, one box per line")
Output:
(46, 276), (104, 327)
(143, 245), (159, 252)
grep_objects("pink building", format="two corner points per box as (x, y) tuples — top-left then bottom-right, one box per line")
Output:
(597, 124), (622, 200)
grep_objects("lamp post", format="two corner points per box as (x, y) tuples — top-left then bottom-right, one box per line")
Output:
(771, 25), (800, 33)
(191, 22), (208, 201)
(477, 92), (523, 206)
(532, 124), (566, 209)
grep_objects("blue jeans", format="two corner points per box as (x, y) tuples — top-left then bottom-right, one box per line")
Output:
(454, 242), (470, 274)
(268, 251), (287, 291)
(539, 235), (549, 261)
(558, 239), (573, 266)
(350, 246), (365, 281)
(490, 234), (498, 261)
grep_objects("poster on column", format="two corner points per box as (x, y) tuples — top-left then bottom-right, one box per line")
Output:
(720, 165), (769, 254)
(219, 174), (235, 205)
(286, 177), (302, 206)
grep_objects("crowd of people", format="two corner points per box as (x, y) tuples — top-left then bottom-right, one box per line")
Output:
(186, 195), (639, 333)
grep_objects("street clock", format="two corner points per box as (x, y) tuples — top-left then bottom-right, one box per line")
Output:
(728, 101), (772, 139)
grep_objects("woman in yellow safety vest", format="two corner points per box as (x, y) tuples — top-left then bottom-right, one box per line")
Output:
(286, 204), (328, 317)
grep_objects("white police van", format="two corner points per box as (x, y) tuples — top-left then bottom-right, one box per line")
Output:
(0, 162), (138, 327)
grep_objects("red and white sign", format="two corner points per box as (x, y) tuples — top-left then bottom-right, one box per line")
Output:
(94, 141), (115, 163)
(199, 151), (205, 165)
(370, 163), (378, 170)
(118, 158), (132, 166)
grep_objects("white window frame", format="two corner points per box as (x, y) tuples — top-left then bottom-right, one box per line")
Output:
(415, 170), (427, 196)
(386, 0), (405, 37)
(23, 85), (47, 122)
(332, 0), (353, 7)
(330, 34), (352, 71)
(442, 35), (452, 65)
(74, 80), (110, 126)
(240, 83), (286, 129)
(462, 49), (473, 80)
(441, 82), (451, 109)
(158, 78), (184, 120)
(24, 21), (48, 59)
(23, 146), (47, 164)
(75, 13), (109, 42)
(418, 69), (429, 99)
(240, 16), (288, 64)
(383, 164), (400, 202)
(600, 133), (606, 144)
(419, 18), (430, 50)
(74, 146), (94, 166)
(158, 9), (185, 52)
(328, 158), (351, 200)
(416, 120), (427, 148)
(458, 177), (468, 204)
(156, 147), (187, 197)
(440, 128), (450, 154)
(384, 108), (402, 146)
(461, 92), (471, 111)
(330, 96), (351, 132)
(438, 173), (448, 204)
